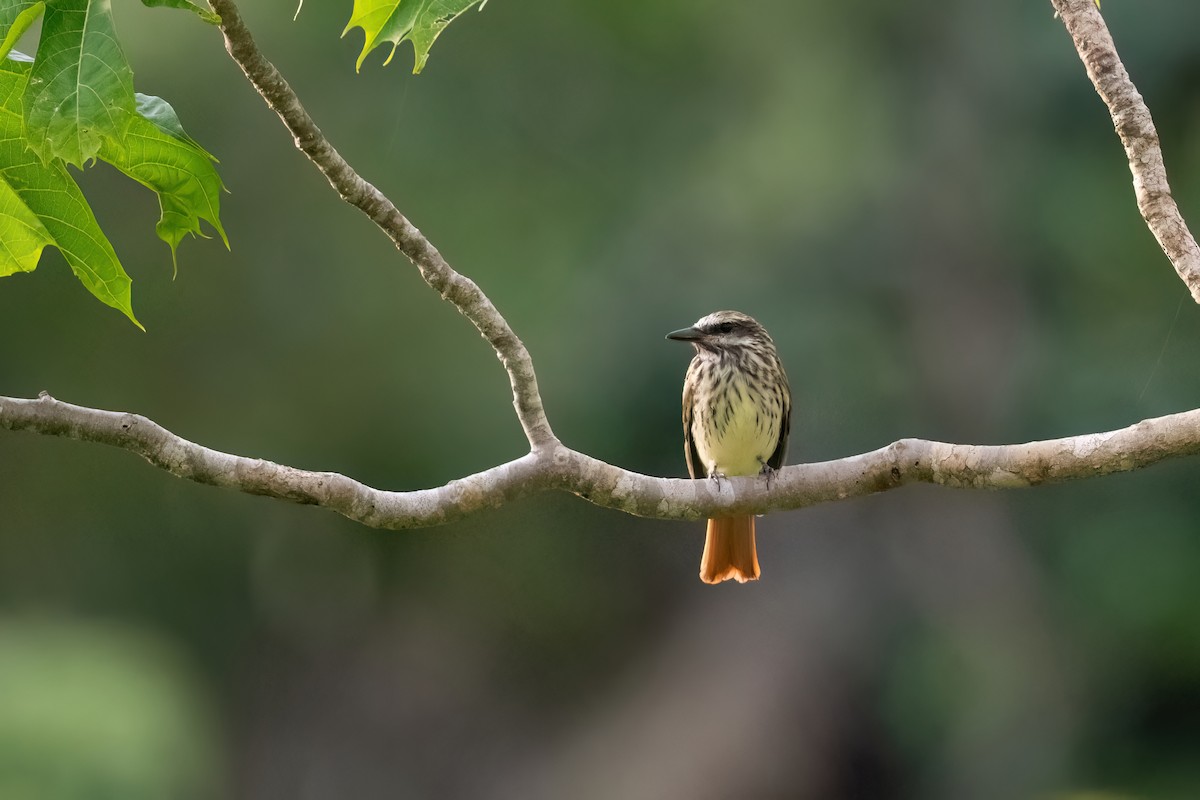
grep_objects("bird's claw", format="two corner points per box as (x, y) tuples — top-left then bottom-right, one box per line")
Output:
(759, 461), (778, 490)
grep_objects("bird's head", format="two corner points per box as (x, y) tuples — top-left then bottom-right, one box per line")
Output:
(666, 310), (771, 352)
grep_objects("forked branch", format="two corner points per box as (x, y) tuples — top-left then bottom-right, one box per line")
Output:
(2, 394), (1198, 528)
(3, 1), (1200, 527)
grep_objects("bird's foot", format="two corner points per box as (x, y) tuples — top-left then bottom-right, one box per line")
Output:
(708, 471), (728, 493)
(759, 461), (778, 490)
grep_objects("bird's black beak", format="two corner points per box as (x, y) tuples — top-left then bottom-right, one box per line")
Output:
(666, 326), (703, 342)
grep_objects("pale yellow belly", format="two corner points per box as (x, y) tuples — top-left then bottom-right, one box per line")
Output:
(693, 380), (780, 477)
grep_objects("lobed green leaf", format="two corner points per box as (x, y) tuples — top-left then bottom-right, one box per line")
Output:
(0, 56), (140, 327)
(343, 0), (487, 74)
(100, 93), (228, 272)
(24, 0), (137, 167)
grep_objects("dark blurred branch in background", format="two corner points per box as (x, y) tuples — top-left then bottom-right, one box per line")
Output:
(4, 0), (1200, 529)
(2, 393), (1199, 529)
(1052, 0), (1200, 303)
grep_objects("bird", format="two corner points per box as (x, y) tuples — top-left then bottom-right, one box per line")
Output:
(667, 310), (791, 584)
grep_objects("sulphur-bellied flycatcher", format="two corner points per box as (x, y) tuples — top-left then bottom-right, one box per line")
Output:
(667, 311), (791, 584)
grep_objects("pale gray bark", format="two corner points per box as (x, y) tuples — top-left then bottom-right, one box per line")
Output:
(3, 1), (1199, 529)
(1052, 0), (1200, 303)
(2, 394), (1198, 529)
(207, 0), (556, 450)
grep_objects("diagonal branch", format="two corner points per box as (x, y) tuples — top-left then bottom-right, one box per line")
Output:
(8, 4), (1200, 532)
(3, 394), (1199, 529)
(1052, 0), (1200, 303)
(206, 0), (556, 450)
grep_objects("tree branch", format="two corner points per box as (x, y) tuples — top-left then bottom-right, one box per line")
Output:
(7, 4), (1200, 530)
(1052, 0), (1200, 303)
(206, 0), (557, 450)
(3, 394), (1198, 529)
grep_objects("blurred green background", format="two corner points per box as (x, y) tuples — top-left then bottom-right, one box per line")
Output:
(3, 0), (1200, 797)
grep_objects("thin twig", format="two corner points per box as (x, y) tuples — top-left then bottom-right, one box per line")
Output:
(8, 3), (1200, 532)
(207, 0), (557, 449)
(1052, 0), (1200, 303)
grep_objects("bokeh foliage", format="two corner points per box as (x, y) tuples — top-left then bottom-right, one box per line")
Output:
(2, 1), (1200, 797)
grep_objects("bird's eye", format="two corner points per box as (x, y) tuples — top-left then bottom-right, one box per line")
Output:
(718, 322), (734, 334)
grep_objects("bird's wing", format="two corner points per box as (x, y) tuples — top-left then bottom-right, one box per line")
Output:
(767, 383), (790, 471)
(682, 361), (703, 479)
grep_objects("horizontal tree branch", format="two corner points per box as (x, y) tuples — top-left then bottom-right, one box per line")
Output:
(3, 393), (1198, 529)
(1052, 0), (1200, 303)
(10, 5), (1197, 532)
(207, 0), (557, 450)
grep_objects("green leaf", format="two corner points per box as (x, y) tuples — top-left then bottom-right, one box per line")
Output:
(0, 57), (140, 328)
(343, 0), (488, 74)
(100, 93), (227, 271)
(133, 92), (215, 159)
(0, 2), (225, 326)
(24, 0), (137, 167)
(0, 1), (44, 61)
(0, 167), (54, 276)
(0, 0), (41, 33)
(139, 0), (219, 25)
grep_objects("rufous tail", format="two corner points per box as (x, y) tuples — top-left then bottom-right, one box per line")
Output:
(700, 516), (760, 584)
